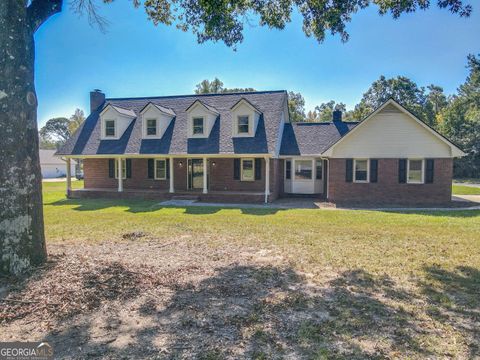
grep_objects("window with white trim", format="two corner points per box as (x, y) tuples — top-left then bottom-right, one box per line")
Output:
(105, 119), (116, 137)
(295, 160), (313, 180)
(241, 158), (254, 181)
(114, 159), (126, 179)
(237, 115), (250, 134)
(407, 159), (424, 184)
(155, 159), (167, 180)
(193, 117), (204, 135)
(146, 119), (157, 136)
(316, 160), (323, 180)
(354, 159), (369, 182)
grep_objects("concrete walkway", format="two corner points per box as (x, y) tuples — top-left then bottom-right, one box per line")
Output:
(453, 194), (480, 204)
(159, 197), (480, 211)
(43, 178), (79, 182)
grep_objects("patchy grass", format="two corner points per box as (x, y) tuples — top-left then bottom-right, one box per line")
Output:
(1, 181), (478, 359)
(453, 184), (480, 195)
(42, 181), (480, 279)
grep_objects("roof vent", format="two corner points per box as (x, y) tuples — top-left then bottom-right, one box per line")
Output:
(333, 110), (342, 122)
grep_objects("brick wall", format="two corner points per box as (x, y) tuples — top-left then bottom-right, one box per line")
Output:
(83, 158), (170, 190)
(328, 158), (453, 205)
(83, 157), (282, 201)
(208, 158), (266, 192)
(83, 159), (117, 189)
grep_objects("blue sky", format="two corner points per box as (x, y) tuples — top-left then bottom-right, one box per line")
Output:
(35, 1), (480, 126)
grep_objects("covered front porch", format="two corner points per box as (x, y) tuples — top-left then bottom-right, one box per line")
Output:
(68, 187), (268, 203)
(64, 155), (278, 203)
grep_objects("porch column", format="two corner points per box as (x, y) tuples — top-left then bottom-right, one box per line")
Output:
(169, 157), (174, 193)
(203, 157), (208, 194)
(66, 158), (72, 197)
(117, 157), (123, 192)
(265, 157), (270, 203)
(203, 158), (208, 194)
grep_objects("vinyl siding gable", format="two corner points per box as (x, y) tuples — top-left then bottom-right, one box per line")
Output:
(330, 108), (452, 158)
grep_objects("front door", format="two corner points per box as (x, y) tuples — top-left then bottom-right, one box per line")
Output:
(188, 159), (204, 190)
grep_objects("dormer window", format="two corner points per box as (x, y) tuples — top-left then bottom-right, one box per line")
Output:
(105, 120), (116, 137)
(231, 98), (261, 137)
(186, 100), (219, 138)
(237, 115), (250, 134)
(193, 117), (204, 135)
(100, 104), (136, 140)
(146, 119), (157, 136)
(140, 102), (175, 139)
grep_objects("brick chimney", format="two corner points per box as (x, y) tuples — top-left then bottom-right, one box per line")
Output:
(332, 109), (342, 122)
(90, 89), (105, 112)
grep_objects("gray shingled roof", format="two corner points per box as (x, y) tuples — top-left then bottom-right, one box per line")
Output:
(280, 122), (359, 156)
(105, 105), (136, 118)
(57, 91), (287, 156)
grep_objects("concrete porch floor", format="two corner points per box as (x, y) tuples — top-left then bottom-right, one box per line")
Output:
(68, 188), (268, 203)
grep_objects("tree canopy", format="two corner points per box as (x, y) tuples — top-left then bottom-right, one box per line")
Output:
(351, 76), (448, 126)
(439, 54), (480, 177)
(39, 108), (85, 149)
(75, 0), (472, 48)
(288, 91), (306, 123)
(194, 78), (255, 94)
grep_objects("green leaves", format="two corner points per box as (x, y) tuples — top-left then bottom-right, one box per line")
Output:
(194, 77), (256, 94)
(88, 0), (473, 47)
(288, 91), (306, 122)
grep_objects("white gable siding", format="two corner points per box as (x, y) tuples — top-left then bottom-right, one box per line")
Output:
(330, 109), (452, 158)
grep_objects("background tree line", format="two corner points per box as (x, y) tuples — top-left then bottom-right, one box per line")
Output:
(42, 54), (479, 177)
(195, 55), (479, 178)
(39, 108), (85, 149)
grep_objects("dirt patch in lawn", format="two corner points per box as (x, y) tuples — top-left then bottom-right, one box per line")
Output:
(1, 240), (478, 359)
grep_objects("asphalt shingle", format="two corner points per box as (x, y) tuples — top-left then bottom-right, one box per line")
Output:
(57, 91), (287, 156)
(279, 122), (358, 156)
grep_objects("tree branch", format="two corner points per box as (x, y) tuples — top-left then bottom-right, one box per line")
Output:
(27, 0), (63, 33)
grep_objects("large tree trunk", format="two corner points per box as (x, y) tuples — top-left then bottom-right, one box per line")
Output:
(0, 0), (52, 274)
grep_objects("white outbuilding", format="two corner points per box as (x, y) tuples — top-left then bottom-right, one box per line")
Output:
(39, 149), (76, 179)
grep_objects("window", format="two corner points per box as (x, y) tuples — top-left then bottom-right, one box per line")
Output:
(237, 115), (250, 134)
(105, 120), (115, 137)
(295, 160), (313, 180)
(155, 159), (166, 180)
(241, 158), (255, 181)
(316, 160), (323, 180)
(285, 160), (291, 180)
(114, 159), (126, 179)
(146, 119), (157, 136)
(354, 159), (369, 182)
(193, 117), (204, 135)
(408, 159), (424, 183)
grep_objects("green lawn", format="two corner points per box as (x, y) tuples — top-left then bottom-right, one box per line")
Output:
(36, 181), (480, 358)
(43, 181), (480, 278)
(452, 184), (480, 195)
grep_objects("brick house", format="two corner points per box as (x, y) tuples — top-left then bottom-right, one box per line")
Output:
(57, 90), (464, 205)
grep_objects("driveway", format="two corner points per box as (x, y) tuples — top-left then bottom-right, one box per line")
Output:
(453, 181), (480, 188)
(453, 194), (480, 204)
